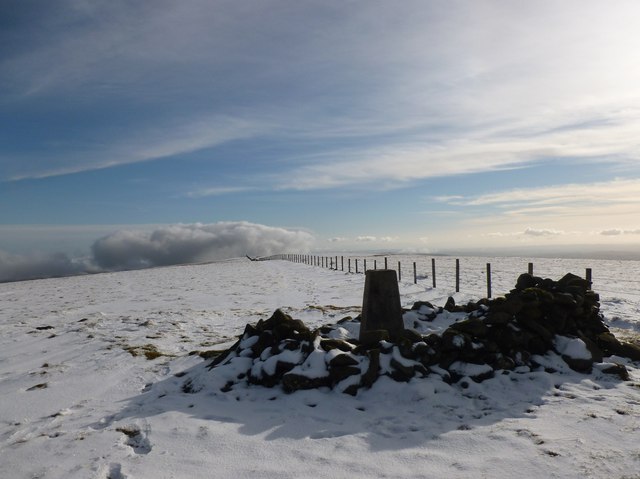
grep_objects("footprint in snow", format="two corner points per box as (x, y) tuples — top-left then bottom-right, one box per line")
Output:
(116, 424), (152, 455)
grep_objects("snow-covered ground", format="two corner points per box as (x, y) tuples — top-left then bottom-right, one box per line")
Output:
(1, 256), (639, 478)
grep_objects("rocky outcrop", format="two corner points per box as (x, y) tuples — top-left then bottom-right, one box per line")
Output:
(201, 273), (638, 395)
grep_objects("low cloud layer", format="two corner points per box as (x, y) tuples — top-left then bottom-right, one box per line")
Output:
(0, 222), (314, 282)
(0, 251), (94, 283)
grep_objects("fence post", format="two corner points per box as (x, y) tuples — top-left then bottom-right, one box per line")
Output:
(528, 262), (534, 275)
(487, 263), (492, 298)
(374, 259), (377, 270)
(586, 268), (592, 287)
(413, 262), (417, 284)
(432, 258), (436, 288)
(398, 261), (402, 282)
(455, 258), (460, 293)
(341, 256), (344, 271)
(364, 259), (367, 272)
(348, 258), (351, 273)
(335, 256), (338, 271)
(356, 259), (359, 274)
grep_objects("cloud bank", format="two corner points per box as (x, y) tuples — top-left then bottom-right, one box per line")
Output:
(0, 222), (314, 282)
(0, 251), (94, 283)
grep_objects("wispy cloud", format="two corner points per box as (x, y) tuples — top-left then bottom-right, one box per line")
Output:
(436, 178), (640, 211)
(600, 229), (640, 236)
(5, 115), (268, 181)
(186, 186), (255, 198)
(3, 1), (640, 186)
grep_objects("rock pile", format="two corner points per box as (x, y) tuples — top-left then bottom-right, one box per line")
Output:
(203, 273), (639, 395)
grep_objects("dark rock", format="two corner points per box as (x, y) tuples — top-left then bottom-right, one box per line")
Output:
(329, 353), (359, 368)
(557, 273), (591, 293)
(451, 318), (487, 337)
(399, 328), (423, 343)
(562, 355), (593, 374)
(282, 373), (330, 393)
(444, 296), (456, 312)
(342, 384), (360, 396)
(601, 363), (630, 380)
(320, 339), (355, 352)
(618, 342), (640, 361)
(411, 301), (435, 311)
(390, 357), (415, 382)
(515, 273), (540, 291)
(595, 332), (623, 355)
(485, 311), (512, 325)
(329, 365), (361, 383)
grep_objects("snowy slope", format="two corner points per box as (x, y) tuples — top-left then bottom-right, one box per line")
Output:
(1, 257), (639, 479)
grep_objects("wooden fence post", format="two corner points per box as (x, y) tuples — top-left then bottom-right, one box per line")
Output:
(528, 262), (534, 275)
(432, 258), (436, 288)
(384, 257), (388, 269)
(355, 259), (359, 274)
(348, 258), (351, 273)
(398, 261), (402, 282)
(374, 259), (377, 270)
(487, 263), (492, 298)
(413, 262), (417, 284)
(364, 259), (367, 272)
(586, 268), (592, 287)
(455, 259), (460, 293)
(341, 256), (344, 271)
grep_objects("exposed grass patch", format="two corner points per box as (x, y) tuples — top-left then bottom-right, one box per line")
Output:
(189, 349), (225, 360)
(123, 343), (173, 360)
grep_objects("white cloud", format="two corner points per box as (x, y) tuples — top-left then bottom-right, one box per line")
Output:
(0, 251), (94, 283)
(435, 178), (640, 215)
(0, 221), (314, 282)
(600, 228), (640, 236)
(523, 228), (564, 237)
(92, 222), (314, 270)
(355, 236), (377, 242)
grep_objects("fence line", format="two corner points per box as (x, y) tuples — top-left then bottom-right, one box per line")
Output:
(260, 253), (595, 298)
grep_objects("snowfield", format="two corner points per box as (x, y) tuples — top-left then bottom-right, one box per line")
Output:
(1, 256), (640, 479)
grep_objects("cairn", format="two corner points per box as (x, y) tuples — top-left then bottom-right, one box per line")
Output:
(202, 273), (640, 395)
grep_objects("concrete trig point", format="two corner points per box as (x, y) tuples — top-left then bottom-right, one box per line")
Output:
(359, 269), (403, 342)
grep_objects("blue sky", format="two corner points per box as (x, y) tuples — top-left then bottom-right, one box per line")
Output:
(2, 0), (640, 257)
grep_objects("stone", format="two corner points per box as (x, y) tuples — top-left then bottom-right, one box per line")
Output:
(619, 342), (640, 361)
(329, 365), (361, 383)
(282, 373), (330, 393)
(328, 353), (359, 368)
(451, 318), (487, 337)
(601, 363), (630, 380)
(320, 339), (355, 352)
(360, 270), (404, 341)
(444, 296), (456, 312)
(411, 300), (435, 311)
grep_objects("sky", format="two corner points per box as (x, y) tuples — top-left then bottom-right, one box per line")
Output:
(2, 0), (640, 274)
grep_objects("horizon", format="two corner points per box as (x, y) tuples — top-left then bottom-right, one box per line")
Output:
(2, 1), (640, 280)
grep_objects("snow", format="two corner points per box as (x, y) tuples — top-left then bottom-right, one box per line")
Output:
(554, 336), (592, 360)
(1, 256), (640, 478)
